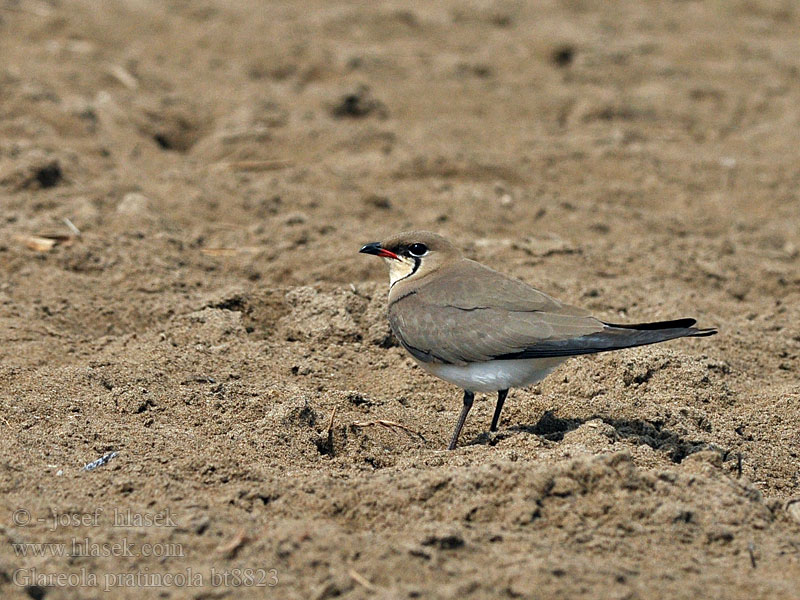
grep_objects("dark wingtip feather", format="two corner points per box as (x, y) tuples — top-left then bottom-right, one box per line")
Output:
(493, 320), (718, 360)
(602, 318), (698, 330)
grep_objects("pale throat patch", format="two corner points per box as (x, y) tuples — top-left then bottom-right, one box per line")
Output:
(385, 256), (417, 286)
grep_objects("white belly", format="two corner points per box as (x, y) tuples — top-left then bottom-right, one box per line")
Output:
(417, 357), (566, 393)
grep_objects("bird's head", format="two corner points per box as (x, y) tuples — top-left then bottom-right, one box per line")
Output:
(359, 231), (461, 288)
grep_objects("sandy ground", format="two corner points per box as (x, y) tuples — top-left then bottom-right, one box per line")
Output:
(1, 0), (799, 598)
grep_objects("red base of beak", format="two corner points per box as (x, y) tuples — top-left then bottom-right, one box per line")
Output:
(377, 249), (399, 260)
(360, 242), (399, 260)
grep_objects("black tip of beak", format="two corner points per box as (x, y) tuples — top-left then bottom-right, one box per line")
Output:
(359, 242), (382, 256)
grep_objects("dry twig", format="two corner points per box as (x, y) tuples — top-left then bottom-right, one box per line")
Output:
(326, 406), (338, 438)
(106, 64), (138, 90)
(222, 159), (294, 172)
(62, 218), (81, 236)
(217, 529), (249, 559)
(747, 542), (757, 568)
(14, 234), (74, 252)
(352, 419), (425, 442)
(348, 568), (376, 590)
(200, 247), (263, 256)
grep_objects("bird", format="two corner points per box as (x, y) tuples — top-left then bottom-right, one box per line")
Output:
(360, 231), (717, 450)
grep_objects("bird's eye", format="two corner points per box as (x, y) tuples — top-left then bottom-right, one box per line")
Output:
(407, 243), (428, 257)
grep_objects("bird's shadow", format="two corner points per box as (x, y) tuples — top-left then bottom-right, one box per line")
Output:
(471, 410), (726, 464)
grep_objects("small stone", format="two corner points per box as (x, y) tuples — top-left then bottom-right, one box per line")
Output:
(549, 476), (579, 497)
(787, 500), (800, 525)
(34, 161), (62, 188)
(363, 195), (391, 210)
(421, 532), (464, 550)
(117, 192), (150, 215)
(331, 85), (387, 119)
(551, 45), (575, 67)
(283, 212), (307, 226)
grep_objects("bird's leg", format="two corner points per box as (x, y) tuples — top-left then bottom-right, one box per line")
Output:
(490, 389), (509, 432)
(447, 390), (475, 450)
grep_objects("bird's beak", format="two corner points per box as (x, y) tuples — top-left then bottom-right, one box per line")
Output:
(359, 242), (399, 260)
